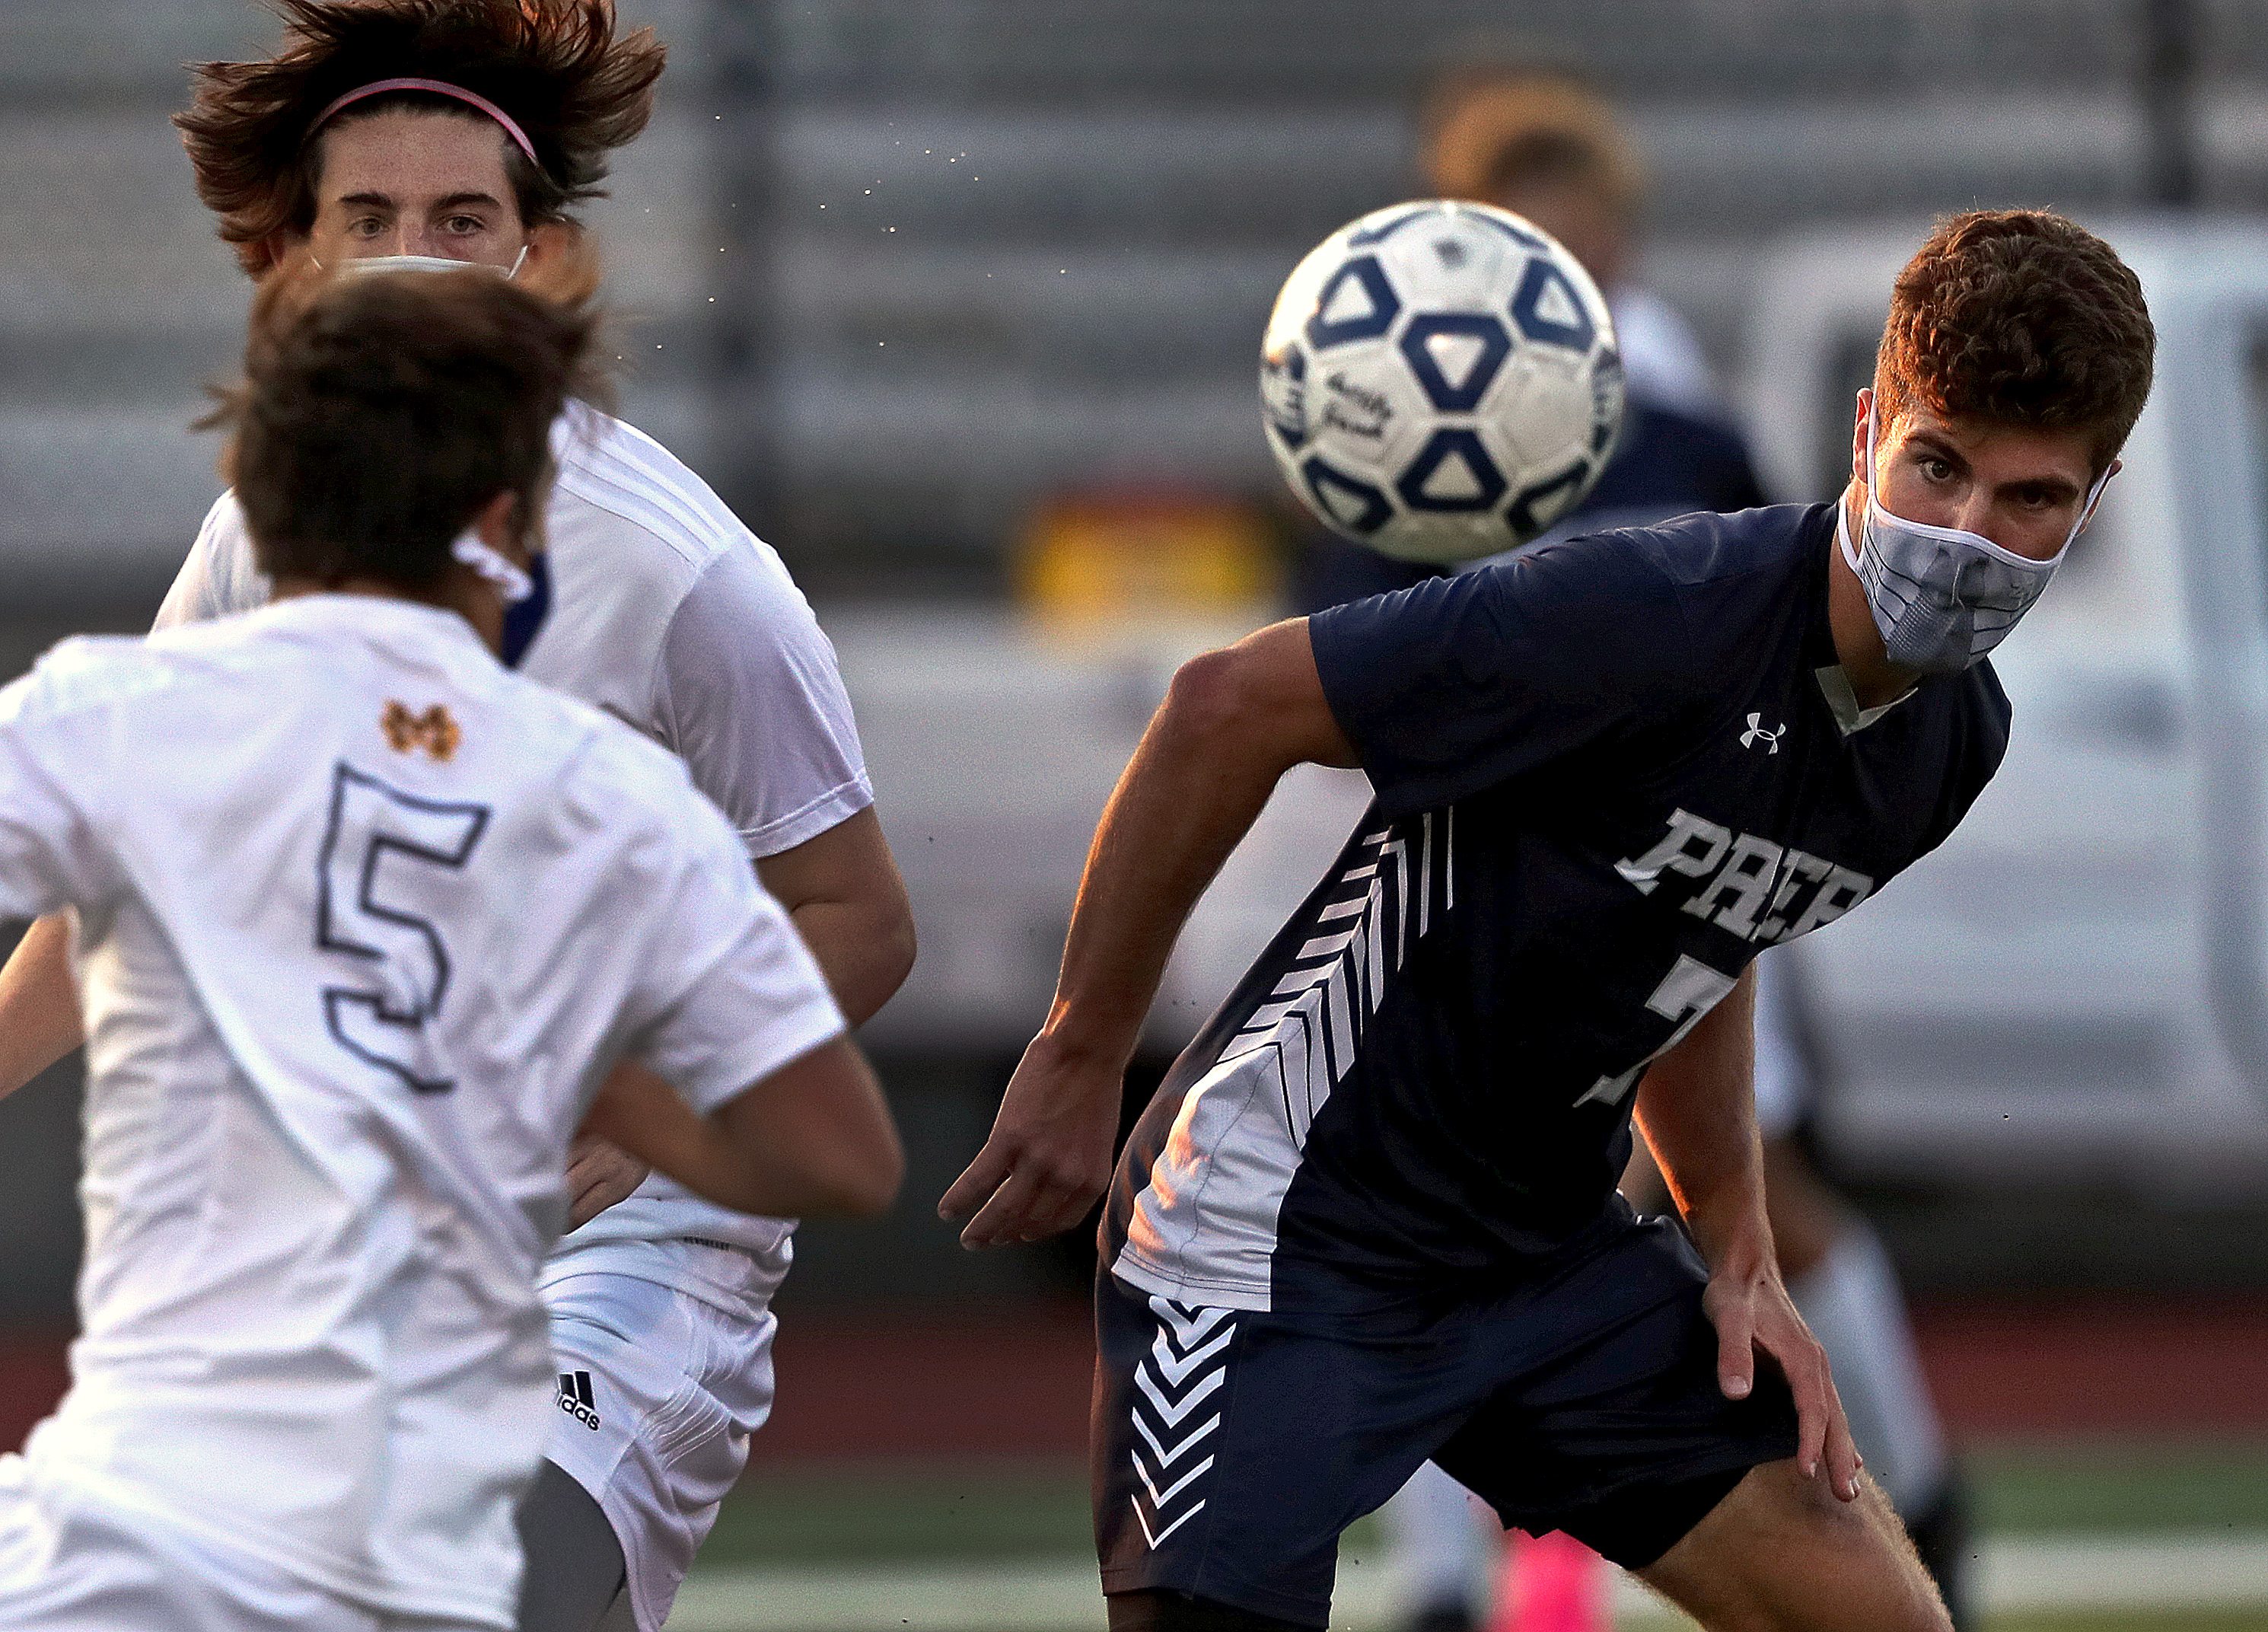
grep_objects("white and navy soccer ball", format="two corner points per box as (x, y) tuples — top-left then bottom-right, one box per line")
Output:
(1260, 200), (1624, 565)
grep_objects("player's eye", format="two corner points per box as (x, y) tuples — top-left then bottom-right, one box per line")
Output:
(1918, 455), (1954, 483)
(441, 215), (487, 236)
(348, 217), (384, 237)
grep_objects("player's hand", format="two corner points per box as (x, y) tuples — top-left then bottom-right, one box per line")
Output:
(1702, 1247), (1862, 1503)
(938, 1032), (1123, 1248)
(565, 1133), (651, 1229)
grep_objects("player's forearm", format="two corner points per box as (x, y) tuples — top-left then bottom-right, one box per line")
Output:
(0, 913), (84, 1099)
(582, 1041), (902, 1219)
(1044, 640), (1323, 1063)
(1633, 965), (1772, 1270)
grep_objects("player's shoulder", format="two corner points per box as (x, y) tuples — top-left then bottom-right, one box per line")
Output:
(1576, 502), (1824, 591)
(1453, 502), (1811, 631)
(546, 406), (798, 594)
(197, 487), (245, 538)
(0, 634), (177, 728)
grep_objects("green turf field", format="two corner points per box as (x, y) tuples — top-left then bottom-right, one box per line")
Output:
(1968, 1441), (2268, 1535)
(683, 1442), (2268, 1630)
(713, 1439), (2268, 1563)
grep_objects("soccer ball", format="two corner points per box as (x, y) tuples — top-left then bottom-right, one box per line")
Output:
(1259, 200), (1624, 565)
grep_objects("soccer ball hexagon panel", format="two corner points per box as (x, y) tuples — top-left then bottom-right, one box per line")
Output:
(1260, 200), (1624, 566)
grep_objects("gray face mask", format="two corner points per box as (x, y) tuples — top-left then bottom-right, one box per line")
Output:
(1839, 407), (2111, 675)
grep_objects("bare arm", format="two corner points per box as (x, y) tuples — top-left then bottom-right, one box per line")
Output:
(938, 617), (1358, 1248)
(0, 913), (83, 1100)
(578, 1038), (903, 1220)
(1633, 967), (1859, 1501)
(756, 806), (916, 1028)
(1623, 1132), (1850, 1280)
(565, 807), (916, 1227)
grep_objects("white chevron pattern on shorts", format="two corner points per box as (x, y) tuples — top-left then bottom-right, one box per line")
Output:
(1128, 1296), (1238, 1549)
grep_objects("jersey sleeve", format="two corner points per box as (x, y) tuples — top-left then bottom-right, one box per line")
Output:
(623, 784), (848, 1114)
(1308, 533), (1699, 818)
(153, 495), (271, 631)
(0, 671), (119, 919)
(653, 547), (874, 860)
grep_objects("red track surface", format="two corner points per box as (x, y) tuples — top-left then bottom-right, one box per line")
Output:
(2, 1296), (2264, 1461)
(1908, 1296), (2268, 1439)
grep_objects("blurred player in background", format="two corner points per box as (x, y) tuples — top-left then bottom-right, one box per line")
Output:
(1293, 67), (1763, 616)
(0, 266), (902, 1632)
(944, 208), (2152, 1632)
(0, 5), (917, 1630)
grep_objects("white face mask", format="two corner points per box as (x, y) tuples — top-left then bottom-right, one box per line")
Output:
(1838, 405), (2111, 675)
(329, 245), (528, 279)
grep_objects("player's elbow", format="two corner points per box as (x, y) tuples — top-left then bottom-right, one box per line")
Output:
(715, 1038), (905, 1219)
(1163, 645), (1273, 754)
(1161, 622), (1346, 771)
(770, 1125), (903, 1219)
(705, 1124), (902, 1220)
(873, 900), (917, 1009)
(827, 1130), (905, 1218)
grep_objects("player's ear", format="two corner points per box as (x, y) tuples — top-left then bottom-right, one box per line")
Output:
(1851, 387), (1873, 489)
(517, 222), (598, 310)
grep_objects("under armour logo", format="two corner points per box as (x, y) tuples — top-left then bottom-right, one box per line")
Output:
(1739, 712), (1785, 754)
(382, 701), (461, 762)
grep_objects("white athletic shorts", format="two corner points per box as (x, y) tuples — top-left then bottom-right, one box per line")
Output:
(540, 1250), (777, 1632)
(0, 1474), (488, 1632)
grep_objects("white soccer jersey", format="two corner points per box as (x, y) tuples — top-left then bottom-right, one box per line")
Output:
(157, 405), (871, 1271)
(0, 596), (844, 1629)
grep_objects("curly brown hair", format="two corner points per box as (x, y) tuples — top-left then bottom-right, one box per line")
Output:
(212, 261), (602, 589)
(175, 0), (665, 277)
(1876, 209), (2155, 473)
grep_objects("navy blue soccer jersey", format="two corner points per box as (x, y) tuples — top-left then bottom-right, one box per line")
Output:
(1104, 502), (2008, 1324)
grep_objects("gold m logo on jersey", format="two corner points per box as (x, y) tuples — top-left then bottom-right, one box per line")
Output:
(382, 702), (462, 762)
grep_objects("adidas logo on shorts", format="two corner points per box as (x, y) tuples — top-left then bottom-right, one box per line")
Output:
(557, 1370), (601, 1432)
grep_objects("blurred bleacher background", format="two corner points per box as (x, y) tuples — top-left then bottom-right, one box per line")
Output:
(8, 4), (2268, 1627)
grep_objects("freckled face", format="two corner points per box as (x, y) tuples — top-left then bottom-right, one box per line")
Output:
(305, 109), (527, 269)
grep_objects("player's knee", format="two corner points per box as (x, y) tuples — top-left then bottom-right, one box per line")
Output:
(1750, 1454), (1879, 1531)
(1652, 1463), (1947, 1632)
(1105, 1588), (1318, 1632)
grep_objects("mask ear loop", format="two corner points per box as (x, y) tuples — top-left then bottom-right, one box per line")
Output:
(1837, 399), (1882, 577)
(452, 532), (534, 603)
(2069, 461), (2115, 541)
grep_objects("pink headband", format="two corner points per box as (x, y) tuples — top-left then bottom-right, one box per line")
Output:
(308, 78), (540, 168)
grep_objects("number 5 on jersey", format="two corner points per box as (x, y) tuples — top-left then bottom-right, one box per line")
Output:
(1573, 954), (1740, 1110)
(317, 762), (491, 1094)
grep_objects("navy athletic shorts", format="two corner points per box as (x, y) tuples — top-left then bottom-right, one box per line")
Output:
(1092, 1213), (1799, 1627)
